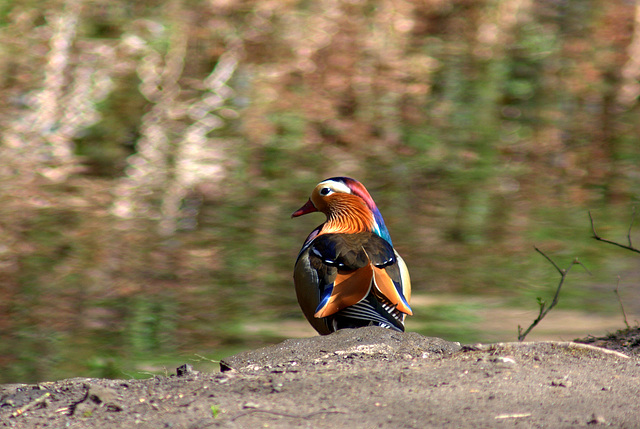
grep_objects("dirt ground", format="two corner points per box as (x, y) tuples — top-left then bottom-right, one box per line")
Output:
(2, 326), (640, 428)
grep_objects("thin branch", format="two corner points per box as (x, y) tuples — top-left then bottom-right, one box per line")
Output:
(628, 207), (636, 249)
(230, 409), (345, 422)
(589, 210), (640, 254)
(11, 393), (51, 418)
(614, 276), (631, 330)
(518, 247), (590, 342)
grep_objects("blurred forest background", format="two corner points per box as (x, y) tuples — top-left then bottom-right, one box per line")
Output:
(1, 0), (639, 384)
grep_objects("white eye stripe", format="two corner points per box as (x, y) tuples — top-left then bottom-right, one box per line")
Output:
(317, 180), (351, 195)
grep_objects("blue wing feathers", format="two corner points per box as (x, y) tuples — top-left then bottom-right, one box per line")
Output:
(315, 281), (334, 314)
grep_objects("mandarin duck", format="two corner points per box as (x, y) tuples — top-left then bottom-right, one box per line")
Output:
(292, 177), (412, 335)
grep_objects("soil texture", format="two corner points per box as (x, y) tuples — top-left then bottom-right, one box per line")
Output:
(2, 327), (640, 428)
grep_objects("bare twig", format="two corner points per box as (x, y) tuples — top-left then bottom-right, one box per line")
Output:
(191, 353), (220, 364)
(517, 247), (591, 342)
(230, 409), (345, 422)
(614, 276), (631, 330)
(627, 207), (636, 248)
(590, 209), (639, 330)
(589, 210), (640, 254)
(11, 392), (51, 418)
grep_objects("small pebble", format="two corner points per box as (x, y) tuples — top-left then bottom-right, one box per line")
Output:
(492, 356), (516, 365)
(587, 413), (606, 425)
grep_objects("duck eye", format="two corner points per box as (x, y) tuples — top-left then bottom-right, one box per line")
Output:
(319, 187), (332, 196)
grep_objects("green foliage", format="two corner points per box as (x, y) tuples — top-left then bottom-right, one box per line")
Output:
(127, 294), (178, 356)
(210, 405), (220, 418)
(75, 73), (145, 176)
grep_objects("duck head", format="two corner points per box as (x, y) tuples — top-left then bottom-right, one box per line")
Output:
(292, 177), (392, 244)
